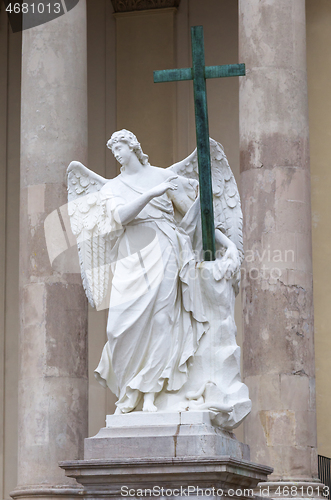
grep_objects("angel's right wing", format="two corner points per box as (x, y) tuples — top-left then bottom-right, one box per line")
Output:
(67, 161), (112, 309)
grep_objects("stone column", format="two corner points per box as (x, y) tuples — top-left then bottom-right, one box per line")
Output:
(11, 3), (88, 500)
(239, 0), (323, 494)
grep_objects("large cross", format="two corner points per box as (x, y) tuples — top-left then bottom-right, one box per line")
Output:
(154, 26), (245, 261)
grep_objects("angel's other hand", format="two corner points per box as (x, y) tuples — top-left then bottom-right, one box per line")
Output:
(214, 244), (240, 281)
(224, 242), (239, 261)
(223, 243), (241, 278)
(148, 175), (178, 199)
(217, 242), (240, 279)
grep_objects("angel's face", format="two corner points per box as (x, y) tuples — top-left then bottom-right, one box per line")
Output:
(112, 141), (133, 166)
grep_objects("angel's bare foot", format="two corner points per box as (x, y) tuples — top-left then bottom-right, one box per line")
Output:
(143, 392), (157, 412)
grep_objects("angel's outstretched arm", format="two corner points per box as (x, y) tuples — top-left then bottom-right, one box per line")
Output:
(114, 175), (178, 225)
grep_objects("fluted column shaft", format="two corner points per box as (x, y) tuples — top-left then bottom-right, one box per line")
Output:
(12, 3), (88, 499)
(239, 0), (319, 483)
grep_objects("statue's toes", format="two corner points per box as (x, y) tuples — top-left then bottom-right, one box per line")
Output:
(142, 401), (158, 412)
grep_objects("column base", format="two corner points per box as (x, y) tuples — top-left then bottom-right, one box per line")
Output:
(10, 485), (84, 500)
(256, 480), (327, 500)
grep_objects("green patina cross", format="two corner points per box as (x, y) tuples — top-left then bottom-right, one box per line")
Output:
(154, 25), (245, 261)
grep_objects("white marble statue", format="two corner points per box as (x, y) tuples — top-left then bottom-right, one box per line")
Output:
(67, 129), (251, 429)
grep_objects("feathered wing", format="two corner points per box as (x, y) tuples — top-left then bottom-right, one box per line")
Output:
(209, 139), (244, 264)
(169, 139), (244, 264)
(67, 161), (111, 309)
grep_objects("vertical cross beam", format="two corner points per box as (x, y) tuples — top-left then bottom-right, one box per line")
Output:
(191, 26), (215, 261)
(154, 25), (245, 261)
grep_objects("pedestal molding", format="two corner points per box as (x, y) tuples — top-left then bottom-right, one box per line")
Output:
(61, 455), (273, 475)
(60, 455), (273, 500)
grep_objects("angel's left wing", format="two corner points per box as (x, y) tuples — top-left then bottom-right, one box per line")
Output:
(67, 161), (113, 309)
(168, 139), (244, 264)
(209, 139), (243, 264)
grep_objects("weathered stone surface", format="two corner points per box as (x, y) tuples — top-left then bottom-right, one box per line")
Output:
(239, 0), (318, 482)
(11, 2), (89, 499)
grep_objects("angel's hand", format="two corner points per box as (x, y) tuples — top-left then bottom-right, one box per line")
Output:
(148, 175), (178, 199)
(214, 238), (241, 281)
(224, 242), (239, 264)
(223, 243), (240, 278)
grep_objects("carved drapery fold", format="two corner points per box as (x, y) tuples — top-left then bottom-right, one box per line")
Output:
(111, 0), (180, 13)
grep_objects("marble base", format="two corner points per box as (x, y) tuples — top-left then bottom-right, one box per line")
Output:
(60, 411), (272, 499)
(85, 411), (250, 460)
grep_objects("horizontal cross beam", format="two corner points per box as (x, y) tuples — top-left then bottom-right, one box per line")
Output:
(154, 63), (245, 83)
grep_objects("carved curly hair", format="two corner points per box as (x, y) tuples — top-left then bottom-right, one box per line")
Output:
(107, 129), (150, 167)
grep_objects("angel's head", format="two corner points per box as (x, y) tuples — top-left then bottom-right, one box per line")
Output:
(107, 129), (150, 167)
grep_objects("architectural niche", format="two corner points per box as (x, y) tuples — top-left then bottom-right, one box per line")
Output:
(111, 0), (180, 13)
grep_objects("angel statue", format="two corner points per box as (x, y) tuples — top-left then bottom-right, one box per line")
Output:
(67, 129), (251, 429)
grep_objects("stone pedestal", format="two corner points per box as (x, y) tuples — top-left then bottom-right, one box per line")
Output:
(85, 412), (250, 460)
(60, 412), (272, 499)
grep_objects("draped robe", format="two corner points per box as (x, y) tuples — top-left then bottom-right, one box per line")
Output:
(95, 175), (208, 413)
